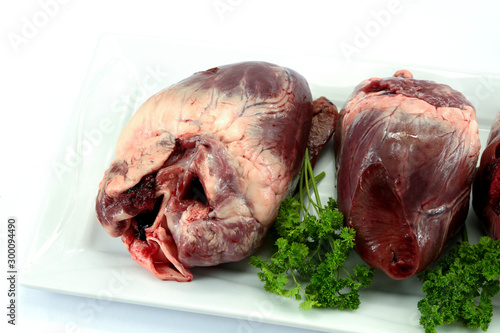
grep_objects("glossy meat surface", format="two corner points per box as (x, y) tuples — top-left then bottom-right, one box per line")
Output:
(334, 70), (480, 279)
(473, 110), (500, 240)
(96, 62), (315, 281)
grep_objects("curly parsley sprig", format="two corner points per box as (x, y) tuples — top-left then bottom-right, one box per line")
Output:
(250, 149), (375, 310)
(418, 235), (500, 333)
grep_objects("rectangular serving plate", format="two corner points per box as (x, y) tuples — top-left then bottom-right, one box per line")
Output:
(20, 34), (500, 333)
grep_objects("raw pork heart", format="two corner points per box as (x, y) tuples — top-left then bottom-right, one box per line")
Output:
(473, 110), (500, 240)
(334, 70), (480, 279)
(95, 61), (333, 281)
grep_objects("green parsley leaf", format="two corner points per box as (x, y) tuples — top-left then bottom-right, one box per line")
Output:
(250, 148), (375, 310)
(418, 236), (500, 333)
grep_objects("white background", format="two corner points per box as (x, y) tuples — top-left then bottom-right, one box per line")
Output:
(1, 0), (500, 332)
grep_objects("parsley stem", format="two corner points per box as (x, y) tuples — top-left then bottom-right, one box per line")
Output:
(462, 223), (469, 243)
(305, 149), (322, 209)
(341, 267), (352, 278)
(309, 242), (322, 261)
(294, 173), (325, 198)
(314, 172), (326, 184)
(299, 162), (305, 217)
(303, 157), (313, 213)
(329, 238), (335, 253)
(303, 150), (320, 216)
(290, 266), (308, 301)
(293, 149), (325, 214)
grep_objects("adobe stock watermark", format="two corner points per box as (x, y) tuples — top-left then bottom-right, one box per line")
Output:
(6, 0), (72, 54)
(339, 0), (413, 62)
(236, 299), (277, 333)
(235, 294), (298, 333)
(468, 75), (497, 109)
(64, 268), (136, 333)
(52, 64), (170, 181)
(213, 0), (244, 21)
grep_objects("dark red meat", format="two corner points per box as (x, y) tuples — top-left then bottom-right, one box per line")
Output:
(308, 97), (338, 167)
(473, 111), (500, 239)
(334, 70), (480, 279)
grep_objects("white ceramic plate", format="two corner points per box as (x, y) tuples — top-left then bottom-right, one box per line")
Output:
(21, 34), (500, 333)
